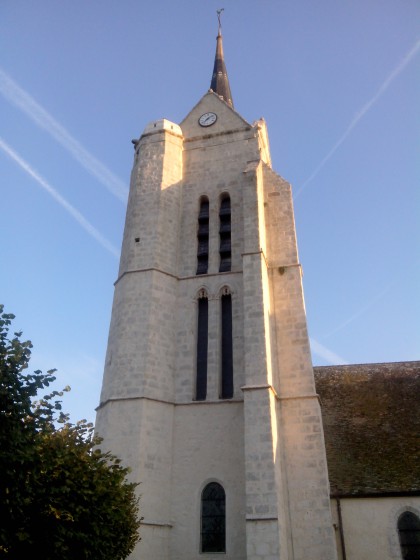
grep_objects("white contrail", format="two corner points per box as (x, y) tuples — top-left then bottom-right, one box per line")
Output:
(0, 67), (128, 202)
(323, 282), (393, 338)
(309, 337), (348, 365)
(295, 38), (420, 198)
(0, 137), (120, 259)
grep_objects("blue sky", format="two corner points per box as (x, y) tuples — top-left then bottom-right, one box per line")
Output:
(1, 1), (419, 425)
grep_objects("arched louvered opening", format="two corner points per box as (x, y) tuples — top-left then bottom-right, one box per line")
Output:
(398, 511), (420, 560)
(195, 290), (208, 401)
(197, 198), (209, 275)
(220, 289), (233, 399)
(201, 482), (226, 553)
(219, 195), (231, 272)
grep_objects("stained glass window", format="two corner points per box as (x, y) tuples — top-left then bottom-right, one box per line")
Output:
(201, 482), (226, 553)
(398, 511), (420, 560)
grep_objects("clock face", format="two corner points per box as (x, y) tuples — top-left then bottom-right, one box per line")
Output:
(199, 112), (217, 127)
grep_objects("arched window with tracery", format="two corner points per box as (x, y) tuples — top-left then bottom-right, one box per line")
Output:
(201, 482), (226, 553)
(219, 195), (231, 272)
(220, 287), (233, 399)
(398, 511), (420, 560)
(197, 197), (209, 275)
(195, 289), (208, 401)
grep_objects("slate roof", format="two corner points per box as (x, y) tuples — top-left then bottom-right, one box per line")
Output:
(314, 361), (420, 497)
(210, 30), (233, 108)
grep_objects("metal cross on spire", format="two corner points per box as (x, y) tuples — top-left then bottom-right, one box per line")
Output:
(217, 8), (224, 34)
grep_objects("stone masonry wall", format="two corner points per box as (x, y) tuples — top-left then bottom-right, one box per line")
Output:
(97, 92), (338, 560)
(263, 164), (337, 559)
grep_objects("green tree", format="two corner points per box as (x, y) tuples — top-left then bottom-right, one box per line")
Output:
(0, 305), (141, 559)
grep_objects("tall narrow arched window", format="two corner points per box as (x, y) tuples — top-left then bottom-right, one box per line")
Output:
(398, 511), (420, 560)
(201, 482), (226, 553)
(197, 198), (209, 275)
(219, 195), (231, 272)
(220, 290), (233, 399)
(196, 290), (208, 401)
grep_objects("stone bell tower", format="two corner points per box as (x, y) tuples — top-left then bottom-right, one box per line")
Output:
(95, 16), (338, 560)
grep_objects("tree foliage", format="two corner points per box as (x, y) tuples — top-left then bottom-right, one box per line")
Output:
(0, 305), (141, 559)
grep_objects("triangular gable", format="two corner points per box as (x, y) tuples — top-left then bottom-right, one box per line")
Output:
(180, 91), (252, 140)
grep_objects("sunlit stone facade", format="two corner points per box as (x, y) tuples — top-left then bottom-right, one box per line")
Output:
(95, 89), (338, 559)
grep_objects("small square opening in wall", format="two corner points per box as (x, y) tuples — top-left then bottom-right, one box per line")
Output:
(135, 237), (140, 243)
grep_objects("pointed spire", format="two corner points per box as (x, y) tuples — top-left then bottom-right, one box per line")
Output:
(210, 9), (234, 108)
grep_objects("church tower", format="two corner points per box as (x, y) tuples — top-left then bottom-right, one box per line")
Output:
(96, 18), (338, 560)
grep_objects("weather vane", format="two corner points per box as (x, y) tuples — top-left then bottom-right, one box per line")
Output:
(217, 8), (224, 32)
